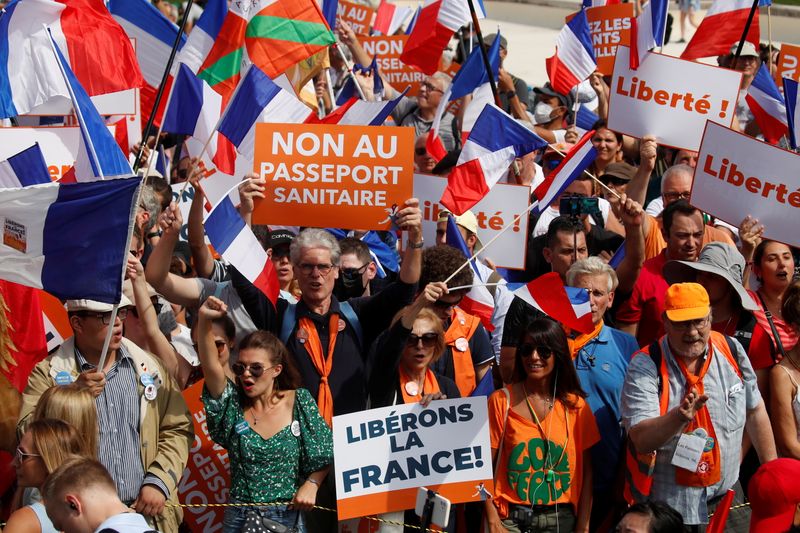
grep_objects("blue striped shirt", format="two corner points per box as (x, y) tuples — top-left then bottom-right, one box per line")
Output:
(76, 345), (168, 503)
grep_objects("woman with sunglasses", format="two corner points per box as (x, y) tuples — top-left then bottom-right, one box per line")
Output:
(485, 317), (599, 533)
(197, 296), (333, 533)
(5, 419), (92, 533)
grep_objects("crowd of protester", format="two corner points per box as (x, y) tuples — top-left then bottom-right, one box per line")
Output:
(2, 0), (800, 533)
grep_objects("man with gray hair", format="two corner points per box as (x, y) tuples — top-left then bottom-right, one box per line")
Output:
(566, 257), (639, 530)
(385, 72), (457, 151)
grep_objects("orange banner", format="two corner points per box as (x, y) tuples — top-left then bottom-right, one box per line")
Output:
(178, 380), (231, 532)
(252, 123), (414, 230)
(568, 4), (633, 75)
(776, 43), (800, 83)
(337, 0), (376, 36)
(361, 36), (428, 97)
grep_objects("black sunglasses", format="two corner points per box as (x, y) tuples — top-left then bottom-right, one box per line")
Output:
(405, 332), (439, 348)
(231, 362), (268, 377)
(518, 343), (553, 360)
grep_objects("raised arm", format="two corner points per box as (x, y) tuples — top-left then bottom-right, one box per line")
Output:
(610, 194), (646, 294)
(237, 173), (265, 227)
(196, 296), (230, 398)
(187, 163), (216, 279)
(624, 135), (657, 235)
(396, 198), (424, 285)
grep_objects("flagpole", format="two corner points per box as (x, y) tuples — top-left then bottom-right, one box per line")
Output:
(730, 0), (760, 71)
(332, 44), (367, 100)
(465, 0), (501, 107)
(547, 145), (622, 200)
(134, 0), (194, 172)
(767, 6), (773, 74)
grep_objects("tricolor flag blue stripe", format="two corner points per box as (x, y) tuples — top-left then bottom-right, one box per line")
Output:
(0, 144), (51, 188)
(784, 77), (799, 150)
(546, 9), (596, 95)
(566, 285), (592, 321)
(575, 105), (599, 131)
(532, 130), (597, 213)
(0, 177), (140, 303)
(405, 5), (420, 34)
(470, 369), (495, 397)
(630, 0), (668, 69)
(176, 0), (226, 74)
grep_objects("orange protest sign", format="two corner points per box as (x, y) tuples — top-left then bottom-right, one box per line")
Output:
(178, 380), (231, 532)
(776, 43), (800, 83)
(337, 0), (376, 36)
(252, 123), (414, 230)
(568, 4), (633, 75)
(361, 36), (428, 96)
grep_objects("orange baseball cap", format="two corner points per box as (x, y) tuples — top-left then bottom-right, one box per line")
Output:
(664, 283), (710, 322)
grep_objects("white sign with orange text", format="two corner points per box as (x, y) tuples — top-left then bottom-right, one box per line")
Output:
(608, 46), (742, 151)
(691, 121), (800, 248)
(0, 127), (80, 182)
(413, 174), (530, 270)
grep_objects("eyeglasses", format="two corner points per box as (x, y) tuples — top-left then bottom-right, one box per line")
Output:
(341, 263), (368, 279)
(420, 82), (443, 94)
(231, 362), (274, 378)
(669, 316), (711, 331)
(298, 263), (336, 277)
(663, 191), (692, 202)
(415, 147), (428, 156)
(518, 344), (553, 360)
(14, 446), (40, 464)
(433, 297), (463, 310)
(78, 308), (129, 325)
(405, 332), (439, 348)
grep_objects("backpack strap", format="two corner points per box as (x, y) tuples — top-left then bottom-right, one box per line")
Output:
(339, 301), (363, 349)
(494, 387), (511, 476)
(279, 303), (297, 345)
(709, 331), (742, 379)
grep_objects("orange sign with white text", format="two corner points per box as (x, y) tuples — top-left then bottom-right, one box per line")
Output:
(337, 0), (376, 36)
(776, 43), (800, 83)
(252, 123), (414, 230)
(568, 4), (633, 75)
(361, 36), (428, 97)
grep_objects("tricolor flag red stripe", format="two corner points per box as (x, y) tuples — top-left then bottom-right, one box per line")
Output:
(444, 215), (494, 331)
(513, 272), (594, 334)
(533, 130), (597, 211)
(546, 9), (596, 95)
(680, 0), (759, 60)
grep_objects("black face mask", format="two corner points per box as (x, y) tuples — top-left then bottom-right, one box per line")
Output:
(334, 266), (368, 301)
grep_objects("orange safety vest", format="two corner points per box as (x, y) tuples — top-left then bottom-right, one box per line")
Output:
(623, 331), (741, 504)
(444, 307), (481, 397)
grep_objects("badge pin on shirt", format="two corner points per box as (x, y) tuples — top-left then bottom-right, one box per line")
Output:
(454, 337), (469, 352)
(297, 328), (309, 344)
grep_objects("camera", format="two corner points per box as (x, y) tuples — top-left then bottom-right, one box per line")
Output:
(559, 195), (600, 218)
(510, 505), (535, 528)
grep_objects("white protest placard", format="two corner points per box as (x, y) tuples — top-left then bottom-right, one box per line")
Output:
(691, 121), (800, 248)
(332, 397), (493, 521)
(0, 127), (81, 181)
(414, 174), (530, 270)
(23, 89), (137, 116)
(607, 46), (742, 151)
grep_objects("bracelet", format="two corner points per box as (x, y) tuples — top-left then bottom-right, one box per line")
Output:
(408, 239), (425, 249)
(305, 478), (320, 487)
(505, 90), (517, 100)
(146, 230), (162, 239)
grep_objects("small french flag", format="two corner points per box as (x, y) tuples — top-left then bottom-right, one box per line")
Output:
(513, 272), (594, 334)
(745, 64), (788, 144)
(532, 130), (597, 212)
(445, 215), (495, 331)
(784, 77), (799, 150)
(440, 104), (548, 216)
(630, 0), (668, 69)
(308, 90), (406, 126)
(373, 0), (413, 35)
(0, 144), (51, 188)
(546, 9), (596, 96)
(176, 0), (227, 74)
(204, 196), (280, 306)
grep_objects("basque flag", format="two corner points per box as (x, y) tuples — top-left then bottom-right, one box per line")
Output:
(0, 144), (51, 188)
(745, 64), (788, 144)
(0, 177), (140, 303)
(441, 105), (547, 216)
(784, 77), (800, 150)
(177, 0), (228, 74)
(681, 0), (760, 60)
(630, 0), (668, 69)
(204, 196), (280, 306)
(533, 130), (597, 211)
(445, 215), (495, 331)
(217, 65), (310, 164)
(513, 272), (594, 333)
(546, 9), (596, 96)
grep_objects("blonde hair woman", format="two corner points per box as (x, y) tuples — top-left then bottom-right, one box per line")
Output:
(33, 385), (98, 457)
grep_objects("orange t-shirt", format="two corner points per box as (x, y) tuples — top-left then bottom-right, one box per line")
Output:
(488, 387), (600, 518)
(643, 214), (735, 261)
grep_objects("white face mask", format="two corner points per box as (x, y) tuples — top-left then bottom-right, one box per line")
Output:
(534, 102), (555, 124)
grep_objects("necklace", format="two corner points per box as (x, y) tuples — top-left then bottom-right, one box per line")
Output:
(580, 341), (599, 368)
(248, 397), (278, 426)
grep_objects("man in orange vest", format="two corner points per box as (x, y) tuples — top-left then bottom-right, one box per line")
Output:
(621, 283), (776, 532)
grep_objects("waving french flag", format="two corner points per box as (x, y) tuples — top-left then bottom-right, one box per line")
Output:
(746, 64), (788, 144)
(445, 215), (495, 331)
(307, 91), (406, 126)
(204, 196), (279, 306)
(441, 105), (547, 216)
(583, 0), (620, 7)
(0, 144), (51, 188)
(428, 32), (501, 160)
(0, 0), (143, 118)
(47, 31), (133, 182)
(401, 0), (485, 75)
(176, 0), (227, 74)
(630, 0), (668, 69)
(546, 9), (596, 96)
(784, 77), (799, 150)
(217, 65), (310, 164)
(373, 0), (414, 35)
(513, 272), (594, 334)
(681, 0), (760, 60)
(533, 130), (598, 211)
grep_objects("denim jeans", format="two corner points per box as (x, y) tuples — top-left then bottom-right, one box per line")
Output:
(223, 502), (303, 533)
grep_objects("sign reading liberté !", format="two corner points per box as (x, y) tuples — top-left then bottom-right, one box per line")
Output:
(332, 398), (494, 520)
(691, 121), (800, 248)
(252, 123), (414, 230)
(336, 0), (376, 36)
(361, 36), (428, 97)
(608, 46), (742, 151)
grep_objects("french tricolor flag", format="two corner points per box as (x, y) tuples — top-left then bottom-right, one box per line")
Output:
(746, 64), (788, 144)
(440, 104), (548, 216)
(373, 0), (414, 35)
(0, 0), (143, 118)
(162, 64), (236, 175)
(0, 144), (51, 188)
(630, 0), (668, 69)
(400, 0), (485, 75)
(445, 215), (494, 331)
(428, 31), (501, 161)
(48, 30), (133, 182)
(176, 0), (227, 74)
(513, 272), (594, 334)
(546, 9), (596, 96)
(583, 0), (620, 7)
(532, 130), (597, 211)
(217, 65), (310, 165)
(204, 196), (279, 306)
(681, 0), (760, 60)
(307, 91), (406, 126)
(784, 77), (799, 150)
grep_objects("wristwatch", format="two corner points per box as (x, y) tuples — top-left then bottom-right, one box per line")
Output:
(408, 239), (425, 249)
(505, 90), (517, 100)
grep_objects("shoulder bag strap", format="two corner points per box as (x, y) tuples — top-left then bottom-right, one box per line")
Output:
(756, 292), (787, 362)
(494, 387), (511, 476)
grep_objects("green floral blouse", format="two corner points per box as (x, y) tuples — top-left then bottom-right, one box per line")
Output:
(202, 381), (333, 502)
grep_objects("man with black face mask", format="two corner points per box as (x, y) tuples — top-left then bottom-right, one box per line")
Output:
(335, 238), (378, 301)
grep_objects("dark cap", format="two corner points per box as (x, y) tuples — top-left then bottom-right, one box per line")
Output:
(268, 229), (295, 249)
(532, 83), (569, 108)
(602, 162), (637, 182)
(172, 241), (192, 265)
(484, 33), (507, 50)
